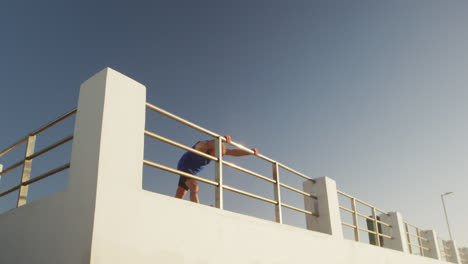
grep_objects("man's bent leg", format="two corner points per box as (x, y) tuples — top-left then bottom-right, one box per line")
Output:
(175, 175), (189, 199)
(175, 186), (187, 199)
(185, 179), (200, 203)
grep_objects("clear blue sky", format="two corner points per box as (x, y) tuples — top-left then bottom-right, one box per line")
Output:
(1, 0), (467, 247)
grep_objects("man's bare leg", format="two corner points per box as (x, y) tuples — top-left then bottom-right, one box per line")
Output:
(175, 186), (187, 199)
(185, 179), (200, 203)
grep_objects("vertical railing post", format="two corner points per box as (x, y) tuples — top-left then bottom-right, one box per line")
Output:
(351, 198), (360, 241)
(17, 135), (36, 207)
(445, 240), (462, 264)
(214, 136), (223, 209)
(303, 177), (343, 238)
(420, 229), (442, 260)
(372, 207), (381, 247)
(272, 162), (282, 223)
(405, 222), (413, 254)
(379, 212), (409, 253)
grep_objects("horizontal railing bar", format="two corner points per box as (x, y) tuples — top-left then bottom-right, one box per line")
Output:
(356, 212), (392, 227)
(380, 233), (393, 239)
(356, 227), (392, 239)
(356, 212), (377, 222)
(408, 243), (430, 251)
(0, 160), (24, 176)
(408, 242), (422, 249)
(0, 137), (27, 158)
(144, 130), (217, 162)
(255, 153), (276, 164)
(376, 232), (392, 239)
(27, 135), (73, 160)
(0, 184), (21, 198)
(405, 222), (421, 229)
(339, 206), (355, 214)
(405, 234), (428, 242)
(31, 108), (77, 136)
(222, 160), (275, 184)
(277, 163), (315, 182)
(23, 163), (71, 186)
(338, 190), (389, 215)
(358, 227), (378, 235)
(337, 190), (353, 199)
(375, 208), (388, 215)
(342, 222), (357, 229)
(354, 227), (392, 239)
(146, 103), (220, 138)
(280, 183), (317, 199)
(377, 220), (391, 228)
(356, 200), (387, 214)
(0, 108), (76, 158)
(143, 160), (219, 187)
(223, 185), (276, 204)
(282, 202), (316, 216)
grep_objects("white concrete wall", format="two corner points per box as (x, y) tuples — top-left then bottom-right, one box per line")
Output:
(90, 189), (449, 264)
(0, 68), (453, 264)
(85, 68), (447, 264)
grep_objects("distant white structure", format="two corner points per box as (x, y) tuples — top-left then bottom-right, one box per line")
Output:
(0, 68), (463, 263)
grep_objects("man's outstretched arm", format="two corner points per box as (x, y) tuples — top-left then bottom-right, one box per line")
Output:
(225, 148), (258, 157)
(223, 135), (259, 157)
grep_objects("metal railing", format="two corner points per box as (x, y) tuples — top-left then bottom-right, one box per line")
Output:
(144, 103), (318, 223)
(404, 222), (430, 256)
(437, 237), (448, 261)
(0, 109), (76, 207)
(337, 190), (392, 247)
(440, 238), (453, 262)
(459, 248), (467, 263)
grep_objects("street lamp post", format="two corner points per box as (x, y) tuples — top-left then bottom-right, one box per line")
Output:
(441, 192), (454, 241)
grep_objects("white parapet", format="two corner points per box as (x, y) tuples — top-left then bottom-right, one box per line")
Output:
(303, 177), (343, 238)
(76, 68), (147, 263)
(445, 240), (462, 264)
(379, 212), (409, 253)
(0, 67), (457, 264)
(420, 230), (442, 260)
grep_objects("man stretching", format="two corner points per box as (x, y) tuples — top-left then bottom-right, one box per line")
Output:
(175, 135), (258, 203)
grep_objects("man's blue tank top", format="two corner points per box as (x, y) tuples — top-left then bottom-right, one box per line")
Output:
(177, 141), (211, 175)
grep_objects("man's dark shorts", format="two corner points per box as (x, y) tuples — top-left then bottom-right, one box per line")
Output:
(179, 170), (191, 191)
(178, 174), (189, 190)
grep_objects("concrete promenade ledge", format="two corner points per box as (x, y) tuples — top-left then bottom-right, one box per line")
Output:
(0, 68), (464, 264)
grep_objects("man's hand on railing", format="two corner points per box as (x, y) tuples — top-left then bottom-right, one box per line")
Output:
(224, 135), (232, 144)
(251, 148), (259, 156)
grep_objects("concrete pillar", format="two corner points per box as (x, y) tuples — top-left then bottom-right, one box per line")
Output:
(303, 177), (343, 238)
(445, 240), (462, 264)
(378, 212), (409, 253)
(459, 247), (468, 264)
(70, 67), (146, 263)
(419, 229), (442, 260)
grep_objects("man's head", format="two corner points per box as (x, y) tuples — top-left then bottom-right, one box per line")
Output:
(207, 140), (227, 156)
